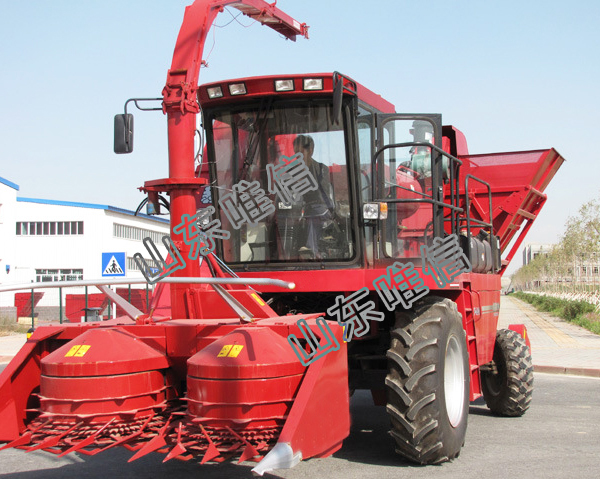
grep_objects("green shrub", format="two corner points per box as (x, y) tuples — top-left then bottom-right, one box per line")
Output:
(573, 314), (600, 335)
(512, 292), (599, 336)
(562, 301), (596, 320)
(0, 316), (30, 336)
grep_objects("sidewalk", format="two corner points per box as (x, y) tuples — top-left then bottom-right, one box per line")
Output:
(498, 295), (600, 377)
(0, 334), (27, 364)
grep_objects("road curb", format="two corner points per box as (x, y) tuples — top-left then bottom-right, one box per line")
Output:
(534, 364), (600, 378)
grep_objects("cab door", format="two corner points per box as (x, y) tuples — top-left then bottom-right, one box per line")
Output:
(372, 114), (444, 262)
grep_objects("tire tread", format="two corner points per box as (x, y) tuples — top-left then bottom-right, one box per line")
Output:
(482, 329), (534, 417)
(385, 297), (468, 464)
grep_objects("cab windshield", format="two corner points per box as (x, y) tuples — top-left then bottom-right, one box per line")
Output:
(208, 101), (354, 264)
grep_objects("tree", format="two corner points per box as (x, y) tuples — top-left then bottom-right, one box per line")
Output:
(511, 193), (600, 291)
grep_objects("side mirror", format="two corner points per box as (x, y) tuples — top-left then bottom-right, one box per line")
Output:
(114, 113), (134, 154)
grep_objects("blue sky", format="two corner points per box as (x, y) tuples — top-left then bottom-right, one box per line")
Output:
(1, 1), (599, 274)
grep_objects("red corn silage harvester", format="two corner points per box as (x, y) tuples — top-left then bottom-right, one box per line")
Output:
(0, 0), (564, 473)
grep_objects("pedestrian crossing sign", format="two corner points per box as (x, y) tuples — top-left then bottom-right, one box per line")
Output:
(102, 252), (126, 277)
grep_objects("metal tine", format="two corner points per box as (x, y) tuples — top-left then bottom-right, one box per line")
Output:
(0, 419), (51, 451)
(162, 422), (187, 462)
(57, 418), (116, 457)
(0, 432), (33, 451)
(128, 419), (174, 462)
(199, 424), (221, 464)
(224, 426), (260, 464)
(25, 421), (83, 452)
(98, 414), (154, 453)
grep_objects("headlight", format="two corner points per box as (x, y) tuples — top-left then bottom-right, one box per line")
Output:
(363, 202), (388, 220)
(206, 86), (223, 99)
(303, 78), (323, 91)
(275, 79), (295, 92)
(228, 83), (247, 96)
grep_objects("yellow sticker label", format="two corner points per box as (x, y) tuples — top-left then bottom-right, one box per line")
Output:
(64, 345), (91, 357)
(74, 345), (91, 357)
(64, 345), (80, 357)
(228, 345), (244, 358)
(217, 344), (244, 358)
(218, 345), (233, 357)
(250, 293), (266, 307)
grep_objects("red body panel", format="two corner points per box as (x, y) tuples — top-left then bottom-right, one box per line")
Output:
(508, 324), (532, 350)
(457, 148), (565, 272)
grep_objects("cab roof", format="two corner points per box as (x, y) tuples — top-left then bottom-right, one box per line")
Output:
(198, 72), (395, 113)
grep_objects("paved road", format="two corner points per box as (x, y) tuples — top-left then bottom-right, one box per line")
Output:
(498, 295), (600, 375)
(0, 334), (26, 364)
(0, 373), (598, 479)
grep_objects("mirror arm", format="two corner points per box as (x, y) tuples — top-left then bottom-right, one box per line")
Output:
(114, 98), (164, 155)
(124, 97), (163, 115)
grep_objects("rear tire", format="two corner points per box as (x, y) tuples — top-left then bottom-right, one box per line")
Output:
(481, 329), (533, 416)
(385, 297), (469, 464)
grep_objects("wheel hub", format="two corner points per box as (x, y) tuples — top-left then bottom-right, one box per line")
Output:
(444, 335), (465, 428)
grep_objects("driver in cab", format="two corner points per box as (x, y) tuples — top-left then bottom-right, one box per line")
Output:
(293, 135), (335, 258)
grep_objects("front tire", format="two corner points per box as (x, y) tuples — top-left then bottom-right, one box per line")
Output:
(481, 329), (533, 416)
(385, 297), (469, 464)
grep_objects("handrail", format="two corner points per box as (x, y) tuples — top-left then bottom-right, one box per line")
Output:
(462, 174), (499, 272)
(0, 277), (296, 293)
(371, 141), (464, 250)
(370, 140), (463, 198)
(371, 140), (498, 267)
(463, 174), (493, 233)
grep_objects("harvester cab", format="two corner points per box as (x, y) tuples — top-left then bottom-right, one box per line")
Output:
(199, 77), (482, 272)
(0, 0), (565, 474)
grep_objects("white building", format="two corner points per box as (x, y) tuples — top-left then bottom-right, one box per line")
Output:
(0, 177), (19, 285)
(0, 175), (170, 311)
(523, 243), (553, 266)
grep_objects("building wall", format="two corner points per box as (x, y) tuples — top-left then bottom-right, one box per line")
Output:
(523, 243), (553, 266)
(0, 198), (169, 309)
(104, 210), (170, 277)
(0, 179), (18, 289)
